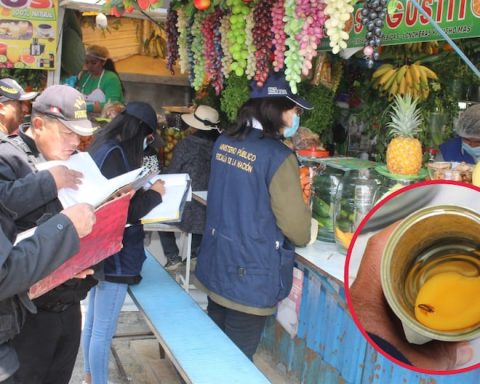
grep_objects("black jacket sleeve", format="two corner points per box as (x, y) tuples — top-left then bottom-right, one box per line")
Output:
(0, 213), (80, 301)
(0, 143), (58, 217)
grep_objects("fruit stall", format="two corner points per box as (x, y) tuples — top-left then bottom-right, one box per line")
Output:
(91, 0), (480, 382)
(4, 0), (479, 381)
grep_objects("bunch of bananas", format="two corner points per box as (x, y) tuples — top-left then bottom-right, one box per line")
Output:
(372, 63), (438, 100)
(404, 41), (439, 55)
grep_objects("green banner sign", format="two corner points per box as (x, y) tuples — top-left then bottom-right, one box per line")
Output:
(321, 0), (480, 49)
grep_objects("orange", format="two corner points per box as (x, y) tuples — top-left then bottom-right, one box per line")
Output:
(473, 0), (480, 17)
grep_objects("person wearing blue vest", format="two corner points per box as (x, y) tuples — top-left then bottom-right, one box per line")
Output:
(195, 71), (317, 360)
(438, 104), (480, 163)
(82, 102), (165, 384)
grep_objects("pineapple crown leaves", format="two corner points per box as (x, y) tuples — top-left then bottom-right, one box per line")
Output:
(386, 94), (423, 139)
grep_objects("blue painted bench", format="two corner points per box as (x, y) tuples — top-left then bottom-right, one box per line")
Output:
(128, 251), (271, 384)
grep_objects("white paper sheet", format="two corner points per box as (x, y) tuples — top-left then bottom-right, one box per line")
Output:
(36, 152), (144, 208)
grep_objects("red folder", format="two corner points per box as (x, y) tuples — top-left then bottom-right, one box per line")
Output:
(29, 193), (131, 299)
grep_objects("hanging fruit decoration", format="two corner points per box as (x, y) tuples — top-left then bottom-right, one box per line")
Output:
(164, 0), (359, 95)
(360, 0), (388, 68)
(193, 0), (211, 11)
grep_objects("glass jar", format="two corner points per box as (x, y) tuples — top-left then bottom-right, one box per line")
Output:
(334, 169), (385, 253)
(312, 166), (344, 242)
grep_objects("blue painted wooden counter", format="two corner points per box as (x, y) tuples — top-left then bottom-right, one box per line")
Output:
(258, 241), (480, 384)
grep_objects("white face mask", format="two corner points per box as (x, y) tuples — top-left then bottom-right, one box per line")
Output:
(143, 137), (148, 150)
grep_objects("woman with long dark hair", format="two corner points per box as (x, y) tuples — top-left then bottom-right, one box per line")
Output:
(195, 71), (317, 360)
(82, 102), (165, 384)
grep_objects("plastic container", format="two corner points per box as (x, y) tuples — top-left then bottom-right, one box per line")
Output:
(333, 169), (384, 253)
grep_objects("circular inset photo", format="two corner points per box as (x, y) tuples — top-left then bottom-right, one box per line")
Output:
(345, 180), (480, 374)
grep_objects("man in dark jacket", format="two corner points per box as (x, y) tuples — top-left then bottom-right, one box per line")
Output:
(0, 194), (95, 383)
(0, 78), (38, 137)
(0, 85), (97, 384)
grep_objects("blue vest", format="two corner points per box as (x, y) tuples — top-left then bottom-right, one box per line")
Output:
(195, 129), (296, 308)
(91, 142), (145, 279)
(439, 136), (475, 163)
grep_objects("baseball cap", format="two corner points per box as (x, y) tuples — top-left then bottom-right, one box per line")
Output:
(124, 101), (158, 133)
(249, 71), (313, 110)
(0, 78), (38, 103)
(32, 85), (95, 136)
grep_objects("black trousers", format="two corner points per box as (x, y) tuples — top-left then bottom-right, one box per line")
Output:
(12, 303), (81, 384)
(207, 297), (267, 361)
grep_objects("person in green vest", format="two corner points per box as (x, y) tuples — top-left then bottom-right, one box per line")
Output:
(76, 45), (125, 116)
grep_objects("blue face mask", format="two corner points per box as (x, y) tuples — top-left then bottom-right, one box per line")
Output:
(283, 114), (300, 138)
(143, 137), (149, 150)
(462, 142), (480, 159)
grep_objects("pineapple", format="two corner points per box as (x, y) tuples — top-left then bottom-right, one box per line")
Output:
(386, 95), (423, 176)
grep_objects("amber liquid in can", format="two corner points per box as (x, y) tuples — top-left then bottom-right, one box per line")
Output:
(404, 239), (480, 310)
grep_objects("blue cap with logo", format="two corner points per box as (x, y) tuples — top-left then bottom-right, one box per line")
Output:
(249, 71), (313, 110)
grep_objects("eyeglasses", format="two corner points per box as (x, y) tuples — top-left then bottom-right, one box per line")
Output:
(294, 107), (304, 116)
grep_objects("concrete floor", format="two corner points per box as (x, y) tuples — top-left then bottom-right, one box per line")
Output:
(69, 232), (297, 384)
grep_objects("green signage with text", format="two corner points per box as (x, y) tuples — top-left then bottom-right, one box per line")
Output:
(321, 0), (480, 49)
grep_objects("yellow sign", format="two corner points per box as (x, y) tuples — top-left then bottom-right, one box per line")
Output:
(0, 0), (58, 70)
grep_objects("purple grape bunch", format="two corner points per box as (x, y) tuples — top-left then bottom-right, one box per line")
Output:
(360, 0), (387, 68)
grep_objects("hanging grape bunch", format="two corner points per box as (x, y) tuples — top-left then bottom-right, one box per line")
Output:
(219, 13), (233, 79)
(245, 11), (256, 80)
(360, 0), (387, 68)
(226, 0), (251, 77)
(252, 0), (274, 87)
(176, 9), (189, 74)
(202, 9), (225, 94)
(284, 0), (304, 94)
(191, 12), (206, 90)
(166, 5), (179, 75)
(186, 17), (195, 85)
(297, 0), (326, 76)
(271, 0), (286, 72)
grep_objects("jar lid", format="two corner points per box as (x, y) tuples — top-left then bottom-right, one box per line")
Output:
(297, 147), (329, 158)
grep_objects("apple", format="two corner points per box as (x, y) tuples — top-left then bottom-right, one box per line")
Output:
(193, 0), (210, 11)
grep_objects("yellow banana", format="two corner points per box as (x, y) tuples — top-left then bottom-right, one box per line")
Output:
(383, 69), (399, 93)
(410, 64), (421, 89)
(378, 68), (397, 86)
(372, 64), (394, 79)
(389, 79), (399, 96)
(420, 65), (438, 80)
(419, 65), (429, 88)
(404, 65), (413, 95)
(395, 65), (408, 84)
(399, 75), (407, 96)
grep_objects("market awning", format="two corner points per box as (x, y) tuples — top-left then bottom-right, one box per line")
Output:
(59, 0), (170, 21)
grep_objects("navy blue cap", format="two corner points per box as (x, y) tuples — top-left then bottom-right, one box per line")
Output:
(125, 102), (157, 133)
(249, 71), (313, 110)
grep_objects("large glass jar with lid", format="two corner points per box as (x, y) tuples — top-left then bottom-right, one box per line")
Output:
(311, 166), (345, 242)
(333, 169), (385, 253)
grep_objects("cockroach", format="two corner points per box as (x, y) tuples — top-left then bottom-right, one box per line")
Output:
(417, 304), (435, 313)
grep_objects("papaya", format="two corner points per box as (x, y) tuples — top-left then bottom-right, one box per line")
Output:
(415, 271), (480, 331)
(335, 227), (353, 250)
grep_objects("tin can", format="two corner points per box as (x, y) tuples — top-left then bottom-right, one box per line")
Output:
(381, 205), (480, 344)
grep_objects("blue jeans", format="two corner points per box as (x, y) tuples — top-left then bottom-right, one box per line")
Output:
(82, 281), (128, 384)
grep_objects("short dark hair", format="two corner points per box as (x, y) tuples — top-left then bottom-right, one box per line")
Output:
(88, 112), (150, 168)
(226, 97), (296, 140)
